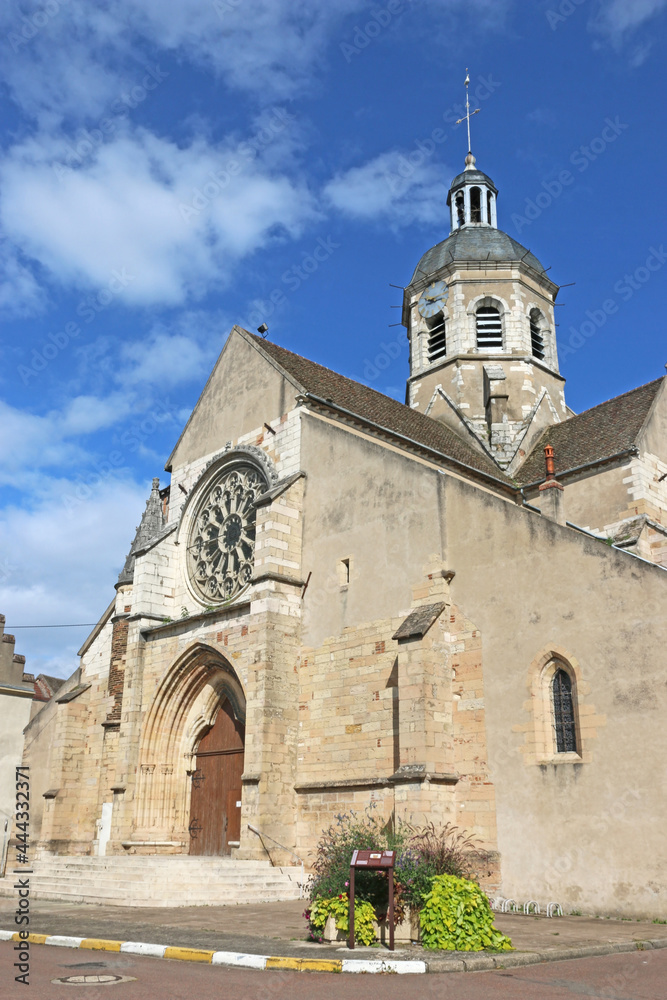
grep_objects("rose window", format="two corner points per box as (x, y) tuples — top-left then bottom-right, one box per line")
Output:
(187, 463), (268, 603)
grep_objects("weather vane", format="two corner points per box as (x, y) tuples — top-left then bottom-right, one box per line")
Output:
(456, 69), (481, 155)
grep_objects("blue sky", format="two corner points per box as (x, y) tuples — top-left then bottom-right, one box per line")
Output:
(1, 0), (666, 677)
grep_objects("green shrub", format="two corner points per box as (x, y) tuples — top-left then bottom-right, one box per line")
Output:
(308, 809), (488, 913)
(394, 822), (488, 910)
(307, 807), (399, 911)
(420, 874), (513, 952)
(307, 895), (377, 946)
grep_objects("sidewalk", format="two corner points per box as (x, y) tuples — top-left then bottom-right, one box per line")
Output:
(1, 897), (665, 968)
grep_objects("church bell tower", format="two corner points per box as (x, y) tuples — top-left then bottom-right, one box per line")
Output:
(403, 77), (570, 469)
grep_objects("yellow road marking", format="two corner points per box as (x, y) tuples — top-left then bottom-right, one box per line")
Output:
(163, 946), (214, 963)
(80, 939), (123, 952)
(266, 956), (342, 973)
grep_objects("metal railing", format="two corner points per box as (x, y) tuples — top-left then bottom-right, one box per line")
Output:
(247, 824), (304, 898)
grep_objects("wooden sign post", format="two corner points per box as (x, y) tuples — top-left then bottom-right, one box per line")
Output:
(348, 849), (395, 951)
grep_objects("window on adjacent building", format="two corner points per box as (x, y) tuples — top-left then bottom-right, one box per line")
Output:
(552, 668), (577, 753)
(476, 305), (503, 349)
(470, 186), (482, 223)
(427, 315), (447, 362)
(530, 309), (546, 361)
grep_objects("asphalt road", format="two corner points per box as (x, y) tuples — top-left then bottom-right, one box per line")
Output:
(1, 942), (664, 1000)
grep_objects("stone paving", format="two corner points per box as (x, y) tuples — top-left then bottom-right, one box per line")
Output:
(1, 897), (665, 963)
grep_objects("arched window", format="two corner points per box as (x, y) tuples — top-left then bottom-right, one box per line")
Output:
(487, 190), (493, 226)
(426, 314), (447, 362)
(552, 669), (577, 753)
(530, 309), (546, 361)
(476, 305), (503, 349)
(455, 191), (465, 228)
(470, 186), (482, 223)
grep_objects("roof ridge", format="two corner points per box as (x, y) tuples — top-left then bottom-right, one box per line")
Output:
(248, 334), (513, 486)
(564, 376), (664, 423)
(248, 333), (371, 389)
(249, 333), (461, 429)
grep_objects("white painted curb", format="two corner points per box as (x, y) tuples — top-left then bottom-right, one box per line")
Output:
(212, 951), (268, 969)
(341, 959), (427, 974)
(120, 941), (167, 958)
(45, 936), (84, 948)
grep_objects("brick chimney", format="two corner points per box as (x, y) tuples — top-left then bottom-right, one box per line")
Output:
(538, 445), (566, 525)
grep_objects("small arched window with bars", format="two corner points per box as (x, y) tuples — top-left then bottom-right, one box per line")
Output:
(530, 309), (546, 361)
(427, 315), (447, 363)
(552, 668), (577, 753)
(476, 305), (503, 350)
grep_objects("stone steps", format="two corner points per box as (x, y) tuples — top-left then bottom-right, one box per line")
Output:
(0, 856), (304, 906)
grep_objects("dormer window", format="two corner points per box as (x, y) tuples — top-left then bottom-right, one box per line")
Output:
(476, 305), (503, 350)
(530, 309), (546, 361)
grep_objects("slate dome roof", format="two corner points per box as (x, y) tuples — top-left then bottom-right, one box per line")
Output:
(448, 168), (497, 195)
(411, 227), (547, 284)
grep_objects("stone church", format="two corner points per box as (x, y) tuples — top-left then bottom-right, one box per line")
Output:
(18, 152), (667, 917)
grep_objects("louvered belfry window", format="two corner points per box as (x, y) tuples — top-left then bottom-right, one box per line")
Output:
(427, 317), (447, 362)
(553, 669), (577, 753)
(476, 306), (503, 349)
(530, 310), (546, 361)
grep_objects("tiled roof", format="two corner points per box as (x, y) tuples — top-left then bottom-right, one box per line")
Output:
(411, 227), (547, 284)
(34, 674), (65, 702)
(248, 334), (512, 486)
(516, 378), (664, 486)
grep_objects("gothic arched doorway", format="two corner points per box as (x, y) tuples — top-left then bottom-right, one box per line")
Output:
(189, 698), (245, 856)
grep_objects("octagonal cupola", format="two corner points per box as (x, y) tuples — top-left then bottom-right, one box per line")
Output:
(402, 140), (568, 470)
(447, 152), (498, 231)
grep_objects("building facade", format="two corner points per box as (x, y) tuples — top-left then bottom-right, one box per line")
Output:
(20, 154), (667, 918)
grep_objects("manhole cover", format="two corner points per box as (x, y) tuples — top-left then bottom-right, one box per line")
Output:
(52, 975), (136, 985)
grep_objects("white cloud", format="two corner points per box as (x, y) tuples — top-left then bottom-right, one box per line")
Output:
(0, 391), (139, 487)
(0, 402), (86, 485)
(0, 477), (150, 678)
(0, 0), (512, 122)
(323, 150), (450, 228)
(117, 313), (225, 389)
(0, 127), (316, 307)
(591, 0), (667, 45)
(0, 239), (48, 318)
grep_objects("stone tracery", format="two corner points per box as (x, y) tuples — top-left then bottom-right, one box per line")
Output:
(187, 462), (267, 602)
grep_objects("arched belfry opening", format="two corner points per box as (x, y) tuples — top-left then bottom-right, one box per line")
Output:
(135, 643), (246, 855)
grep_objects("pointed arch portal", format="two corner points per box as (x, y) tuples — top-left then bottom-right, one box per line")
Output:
(136, 642), (246, 855)
(189, 698), (245, 855)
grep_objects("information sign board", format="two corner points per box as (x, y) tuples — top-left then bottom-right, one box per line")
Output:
(348, 849), (395, 950)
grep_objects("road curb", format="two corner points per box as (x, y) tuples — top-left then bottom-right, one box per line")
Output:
(1, 929), (666, 974)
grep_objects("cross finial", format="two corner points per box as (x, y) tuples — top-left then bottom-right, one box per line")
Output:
(456, 68), (481, 160)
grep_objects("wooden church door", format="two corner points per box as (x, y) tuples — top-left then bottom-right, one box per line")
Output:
(188, 699), (245, 856)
